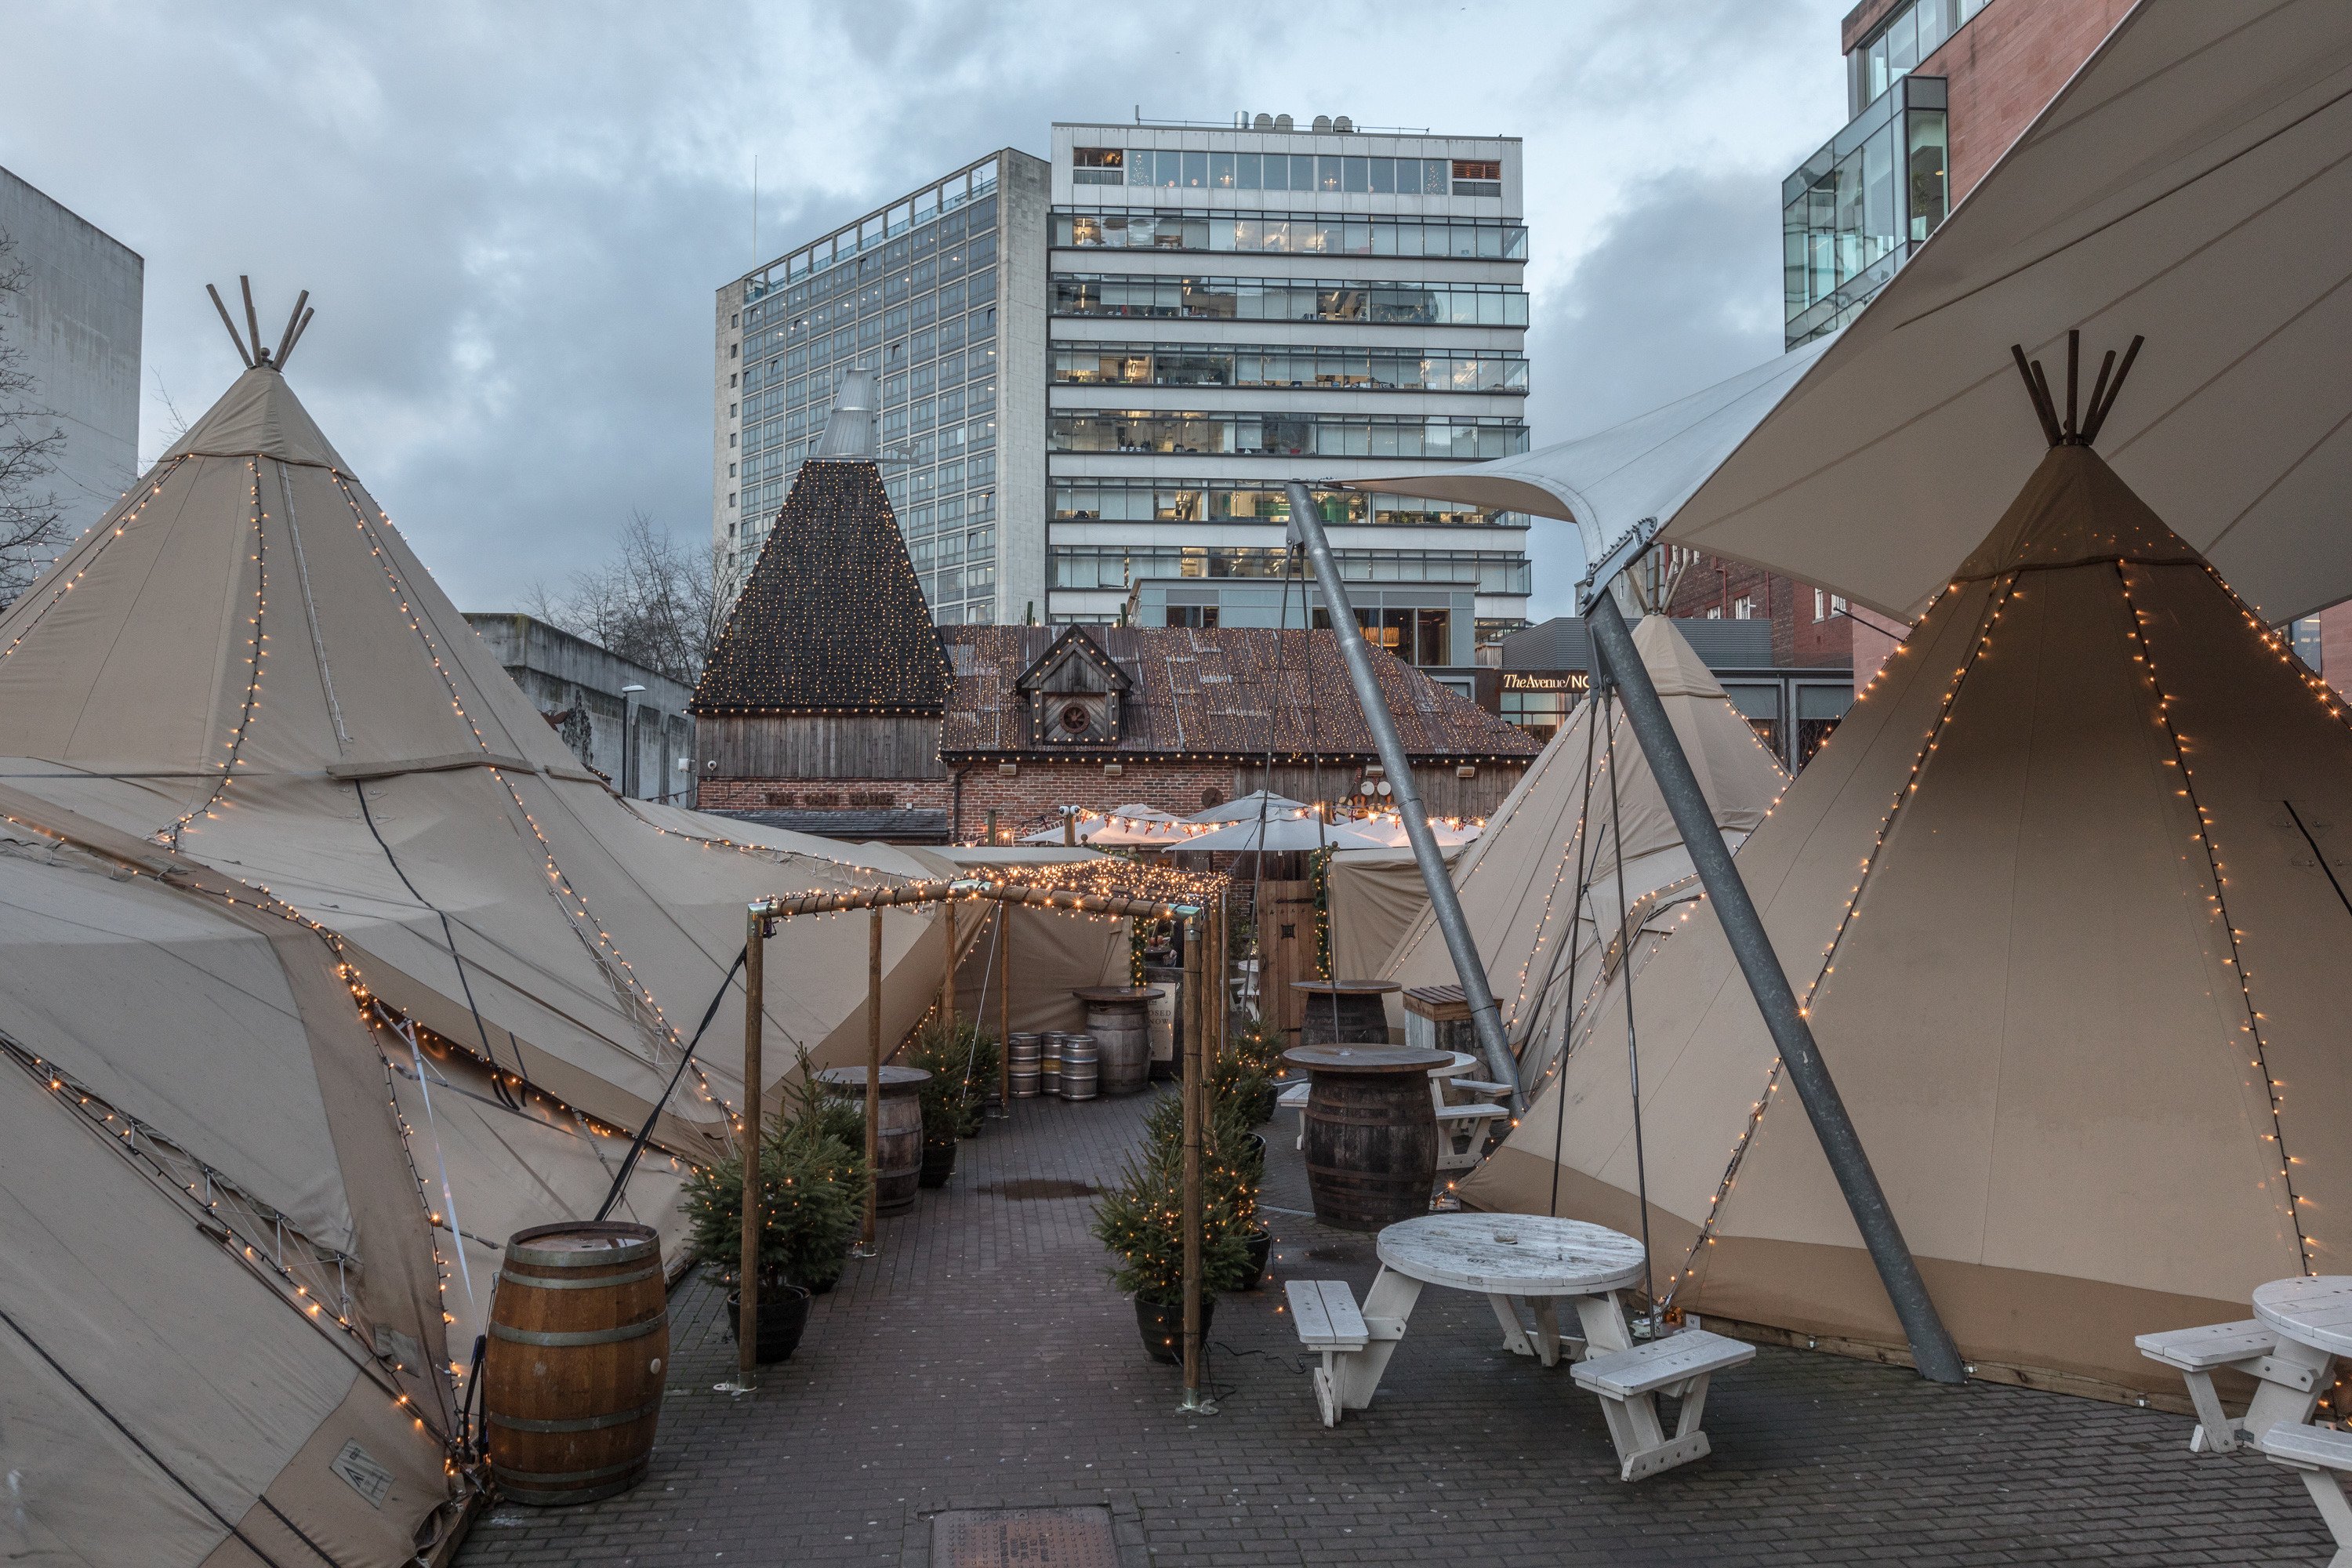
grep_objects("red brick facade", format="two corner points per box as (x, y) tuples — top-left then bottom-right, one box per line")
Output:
(1663, 557), (1853, 667)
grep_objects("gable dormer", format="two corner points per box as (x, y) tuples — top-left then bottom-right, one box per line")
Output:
(1014, 626), (1131, 747)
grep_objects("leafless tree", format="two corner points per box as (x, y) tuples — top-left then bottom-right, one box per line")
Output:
(0, 234), (66, 605)
(526, 510), (733, 686)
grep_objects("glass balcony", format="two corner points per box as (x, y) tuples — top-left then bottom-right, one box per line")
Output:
(1783, 75), (1948, 350)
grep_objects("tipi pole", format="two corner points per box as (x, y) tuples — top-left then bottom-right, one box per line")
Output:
(941, 902), (957, 1033)
(1582, 586), (1966, 1384)
(1283, 481), (1522, 1111)
(735, 908), (766, 1391)
(997, 905), (1012, 1113)
(858, 908), (882, 1258)
(1179, 912), (1214, 1413)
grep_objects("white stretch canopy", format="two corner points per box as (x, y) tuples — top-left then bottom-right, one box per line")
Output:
(1361, 0), (2352, 622)
(1183, 816), (1392, 854)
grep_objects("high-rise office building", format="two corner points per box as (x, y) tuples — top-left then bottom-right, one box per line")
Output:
(712, 151), (1051, 627)
(711, 118), (1533, 673)
(1042, 117), (1530, 674)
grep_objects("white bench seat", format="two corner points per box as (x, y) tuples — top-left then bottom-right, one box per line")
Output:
(1450, 1078), (1514, 1102)
(1570, 1330), (1754, 1481)
(2134, 1317), (2327, 1454)
(1288, 1279), (1385, 1427)
(1434, 1102), (1508, 1171)
(2267, 1424), (2352, 1567)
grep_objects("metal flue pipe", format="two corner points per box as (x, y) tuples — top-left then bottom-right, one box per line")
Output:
(1580, 584), (1964, 1384)
(1283, 481), (1521, 1110)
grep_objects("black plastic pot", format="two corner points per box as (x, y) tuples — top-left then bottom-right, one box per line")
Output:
(724, 1281), (812, 1364)
(1241, 1227), (1272, 1290)
(1134, 1294), (1216, 1365)
(1240, 1131), (1268, 1175)
(1249, 1083), (1280, 1127)
(920, 1138), (958, 1188)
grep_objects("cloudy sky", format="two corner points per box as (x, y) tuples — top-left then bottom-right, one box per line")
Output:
(0, 0), (1846, 619)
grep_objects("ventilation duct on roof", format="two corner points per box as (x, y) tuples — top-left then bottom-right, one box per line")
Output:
(814, 367), (880, 459)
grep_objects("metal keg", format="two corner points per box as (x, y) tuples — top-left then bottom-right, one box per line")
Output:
(1007, 1033), (1042, 1099)
(1040, 1033), (1064, 1098)
(1060, 1033), (1099, 1102)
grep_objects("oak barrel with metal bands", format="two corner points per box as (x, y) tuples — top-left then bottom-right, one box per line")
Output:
(1284, 1046), (1443, 1232)
(482, 1221), (669, 1505)
(1085, 1003), (1151, 1095)
(1008, 1033), (1041, 1098)
(1059, 1034), (1098, 1101)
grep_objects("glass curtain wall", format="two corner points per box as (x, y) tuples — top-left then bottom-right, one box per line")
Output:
(1783, 74), (1948, 348)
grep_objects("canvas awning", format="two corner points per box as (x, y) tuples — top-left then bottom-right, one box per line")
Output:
(1359, 0), (2352, 623)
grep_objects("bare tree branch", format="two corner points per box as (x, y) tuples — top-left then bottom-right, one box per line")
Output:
(527, 510), (731, 686)
(0, 233), (66, 605)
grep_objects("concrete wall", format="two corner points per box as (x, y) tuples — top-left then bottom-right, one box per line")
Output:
(464, 613), (695, 800)
(0, 165), (142, 547)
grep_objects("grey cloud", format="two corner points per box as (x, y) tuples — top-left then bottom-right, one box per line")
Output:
(0, 1), (1842, 613)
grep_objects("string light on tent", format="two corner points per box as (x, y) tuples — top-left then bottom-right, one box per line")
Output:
(2115, 561), (2313, 1271)
(1661, 568), (2022, 1308)
(158, 458), (272, 849)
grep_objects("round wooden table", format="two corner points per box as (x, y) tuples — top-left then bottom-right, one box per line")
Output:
(2256, 1276), (2352, 1357)
(1070, 986), (1163, 1096)
(1294, 978), (1402, 1046)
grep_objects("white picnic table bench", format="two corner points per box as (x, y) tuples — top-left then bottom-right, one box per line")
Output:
(2140, 1276), (2352, 1566)
(1287, 1214), (1751, 1480)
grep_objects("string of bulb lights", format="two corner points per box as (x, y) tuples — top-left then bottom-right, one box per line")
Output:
(0, 458), (189, 670)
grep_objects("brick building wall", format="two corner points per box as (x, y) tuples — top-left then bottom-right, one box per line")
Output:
(1663, 557), (1851, 668)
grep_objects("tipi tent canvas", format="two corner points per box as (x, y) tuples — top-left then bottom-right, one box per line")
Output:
(1377, 615), (1785, 1084)
(0, 330), (974, 1564)
(1463, 397), (2352, 1398)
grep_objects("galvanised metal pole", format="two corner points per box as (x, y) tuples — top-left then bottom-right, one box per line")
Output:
(1582, 586), (1965, 1384)
(1284, 481), (1521, 1111)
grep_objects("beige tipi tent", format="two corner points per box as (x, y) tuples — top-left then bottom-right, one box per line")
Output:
(1377, 615), (1785, 1083)
(1462, 419), (2352, 1398)
(0, 357), (957, 1158)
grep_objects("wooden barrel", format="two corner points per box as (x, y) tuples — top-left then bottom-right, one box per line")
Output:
(1041, 1033), (1064, 1098)
(1284, 1046), (1445, 1232)
(1295, 982), (1400, 1047)
(1008, 1033), (1041, 1098)
(1083, 1001), (1151, 1095)
(816, 1066), (931, 1213)
(483, 1221), (668, 1506)
(1061, 1035), (1099, 1101)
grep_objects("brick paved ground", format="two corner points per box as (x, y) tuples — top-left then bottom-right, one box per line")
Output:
(460, 1089), (2328, 1567)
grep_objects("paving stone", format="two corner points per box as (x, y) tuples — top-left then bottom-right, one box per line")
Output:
(460, 1087), (2328, 1567)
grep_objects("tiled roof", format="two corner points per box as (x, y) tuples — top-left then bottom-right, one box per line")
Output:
(691, 460), (950, 716)
(940, 626), (1539, 760)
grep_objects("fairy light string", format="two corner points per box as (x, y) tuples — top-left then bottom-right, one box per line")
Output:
(1661, 572), (2011, 1309)
(0, 457), (188, 668)
(2116, 560), (2313, 1272)
(158, 457), (270, 849)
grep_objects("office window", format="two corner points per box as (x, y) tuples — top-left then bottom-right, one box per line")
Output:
(1183, 150), (1208, 188)
(1074, 147), (1125, 186)
(1733, 595), (1755, 620)
(1210, 151), (1235, 189)
(1451, 159), (1501, 196)
(1235, 151), (1261, 190)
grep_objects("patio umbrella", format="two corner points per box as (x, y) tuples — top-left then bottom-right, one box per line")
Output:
(1181, 815), (1393, 854)
(1187, 789), (1308, 826)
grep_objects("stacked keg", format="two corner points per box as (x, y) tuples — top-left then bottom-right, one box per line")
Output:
(1060, 1033), (1099, 1101)
(1040, 1033), (1064, 1097)
(1007, 1033), (1042, 1098)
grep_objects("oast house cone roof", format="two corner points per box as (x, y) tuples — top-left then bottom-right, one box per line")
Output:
(1461, 438), (2352, 1397)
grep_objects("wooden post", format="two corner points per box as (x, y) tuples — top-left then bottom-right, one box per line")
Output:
(1063, 808), (1076, 846)
(861, 907), (882, 1254)
(736, 909), (765, 1388)
(1180, 912), (1211, 1411)
(996, 904), (1012, 1110)
(940, 901), (957, 1033)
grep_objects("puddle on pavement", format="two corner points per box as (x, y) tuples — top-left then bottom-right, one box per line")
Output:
(982, 1178), (1098, 1200)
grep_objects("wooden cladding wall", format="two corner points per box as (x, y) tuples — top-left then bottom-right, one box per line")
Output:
(697, 714), (948, 780)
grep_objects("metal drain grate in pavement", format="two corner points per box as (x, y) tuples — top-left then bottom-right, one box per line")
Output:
(930, 1507), (1119, 1567)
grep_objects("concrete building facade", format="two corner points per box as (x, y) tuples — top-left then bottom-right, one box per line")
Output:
(0, 165), (142, 550)
(465, 613), (696, 801)
(1044, 117), (1531, 655)
(713, 151), (1050, 629)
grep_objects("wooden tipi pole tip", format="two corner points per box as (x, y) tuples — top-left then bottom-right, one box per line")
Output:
(205, 283), (256, 368)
